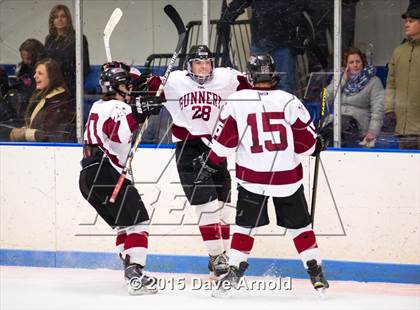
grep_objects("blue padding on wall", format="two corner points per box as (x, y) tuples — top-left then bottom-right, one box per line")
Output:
(0, 64), (16, 76)
(1, 249), (419, 284)
(84, 65), (168, 94)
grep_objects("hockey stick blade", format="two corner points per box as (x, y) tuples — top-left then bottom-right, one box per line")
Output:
(164, 5), (186, 35)
(156, 5), (187, 96)
(103, 8), (123, 62)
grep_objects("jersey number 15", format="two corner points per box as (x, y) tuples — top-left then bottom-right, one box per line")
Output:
(247, 112), (288, 153)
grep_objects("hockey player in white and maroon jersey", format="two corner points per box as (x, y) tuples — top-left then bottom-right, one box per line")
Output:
(148, 45), (249, 278)
(193, 54), (329, 297)
(78, 62), (162, 295)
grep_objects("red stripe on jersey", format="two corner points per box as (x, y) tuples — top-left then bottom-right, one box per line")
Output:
(103, 149), (124, 168)
(236, 75), (251, 91)
(124, 232), (149, 250)
(208, 150), (225, 166)
(126, 114), (139, 133)
(214, 116), (239, 148)
(293, 230), (317, 254)
(236, 163), (303, 185)
(199, 223), (222, 241)
(85, 113), (101, 145)
(102, 118), (121, 143)
(231, 233), (254, 254)
(291, 117), (312, 130)
(292, 119), (316, 154)
(171, 124), (211, 141)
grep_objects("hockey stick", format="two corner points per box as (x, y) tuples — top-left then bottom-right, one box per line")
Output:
(309, 62), (345, 227)
(103, 8), (123, 62)
(109, 4), (186, 203)
(310, 86), (327, 228)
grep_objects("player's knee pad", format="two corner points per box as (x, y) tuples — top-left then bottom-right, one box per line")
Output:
(195, 200), (222, 226)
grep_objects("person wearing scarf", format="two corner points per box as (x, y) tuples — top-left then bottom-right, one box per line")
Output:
(326, 47), (384, 147)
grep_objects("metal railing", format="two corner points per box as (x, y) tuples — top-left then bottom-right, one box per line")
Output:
(144, 19), (251, 73)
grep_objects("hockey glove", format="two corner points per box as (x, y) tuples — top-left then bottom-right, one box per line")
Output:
(311, 135), (326, 157)
(192, 152), (219, 185)
(137, 96), (163, 116)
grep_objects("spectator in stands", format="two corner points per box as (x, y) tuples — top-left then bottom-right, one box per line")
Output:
(383, 4), (420, 150)
(326, 47), (384, 147)
(17, 39), (47, 100)
(0, 68), (13, 135)
(0, 68), (9, 99)
(4, 39), (48, 127)
(219, 0), (311, 94)
(8, 58), (75, 142)
(44, 4), (90, 96)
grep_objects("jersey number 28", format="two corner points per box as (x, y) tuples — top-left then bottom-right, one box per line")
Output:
(192, 105), (211, 121)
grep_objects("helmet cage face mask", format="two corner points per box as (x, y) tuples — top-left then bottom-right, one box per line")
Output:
(185, 45), (214, 84)
(187, 57), (214, 84)
(246, 54), (279, 87)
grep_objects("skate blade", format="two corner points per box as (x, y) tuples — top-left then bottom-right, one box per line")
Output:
(209, 271), (229, 281)
(209, 272), (219, 281)
(314, 287), (327, 299)
(211, 288), (235, 298)
(127, 286), (158, 296)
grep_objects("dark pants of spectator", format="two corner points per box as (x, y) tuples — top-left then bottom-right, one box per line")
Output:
(398, 135), (420, 150)
(251, 45), (297, 94)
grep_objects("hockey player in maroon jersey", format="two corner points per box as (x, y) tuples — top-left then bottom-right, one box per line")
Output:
(79, 62), (162, 295)
(193, 53), (329, 297)
(148, 45), (249, 278)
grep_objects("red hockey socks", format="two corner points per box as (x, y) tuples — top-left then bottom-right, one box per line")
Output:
(289, 224), (321, 268)
(229, 226), (257, 267)
(124, 223), (149, 266)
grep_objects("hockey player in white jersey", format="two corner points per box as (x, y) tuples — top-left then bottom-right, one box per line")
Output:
(147, 45), (249, 278)
(193, 53), (329, 297)
(79, 62), (162, 295)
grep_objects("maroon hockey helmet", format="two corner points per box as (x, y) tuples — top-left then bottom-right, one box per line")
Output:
(246, 53), (279, 87)
(99, 64), (131, 95)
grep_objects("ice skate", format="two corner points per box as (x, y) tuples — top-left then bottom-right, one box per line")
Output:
(211, 261), (248, 298)
(124, 255), (158, 295)
(208, 251), (229, 279)
(306, 259), (329, 297)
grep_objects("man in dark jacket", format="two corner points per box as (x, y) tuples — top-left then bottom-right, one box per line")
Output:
(220, 0), (309, 94)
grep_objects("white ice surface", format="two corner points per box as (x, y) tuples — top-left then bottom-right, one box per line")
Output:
(1, 266), (419, 310)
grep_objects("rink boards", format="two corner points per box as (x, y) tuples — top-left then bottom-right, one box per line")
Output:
(0, 144), (419, 283)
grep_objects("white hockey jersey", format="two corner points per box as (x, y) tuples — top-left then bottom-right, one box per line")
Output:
(83, 99), (139, 176)
(208, 89), (317, 197)
(149, 67), (248, 142)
